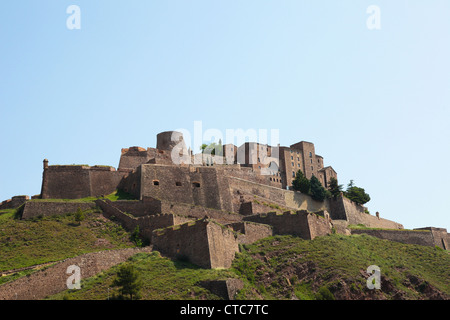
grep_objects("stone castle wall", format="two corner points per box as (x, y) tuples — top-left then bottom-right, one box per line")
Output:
(21, 201), (96, 220)
(41, 165), (126, 200)
(95, 199), (190, 241)
(243, 210), (332, 240)
(151, 219), (240, 269)
(111, 197), (162, 217)
(151, 220), (211, 268)
(138, 164), (234, 212)
(413, 227), (449, 250)
(351, 229), (438, 248)
(228, 222), (273, 245)
(329, 194), (403, 229)
(160, 201), (242, 224)
(0, 196), (29, 211)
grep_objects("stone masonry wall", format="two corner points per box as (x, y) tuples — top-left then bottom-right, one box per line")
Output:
(21, 201), (96, 220)
(41, 165), (126, 200)
(95, 199), (190, 241)
(0, 247), (152, 300)
(151, 219), (240, 269)
(0, 196), (29, 210)
(151, 220), (212, 268)
(206, 222), (240, 269)
(414, 227), (449, 250)
(243, 211), (331, 240)
(160, 201), (242, 224)
(329, 194), (403, 229)
(228, 222), (273, 245)
(111, 197), (162, 217)
(351, 229), (437, 248)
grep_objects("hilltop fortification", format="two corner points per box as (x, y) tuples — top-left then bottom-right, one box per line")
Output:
(2, 130), (448, 270)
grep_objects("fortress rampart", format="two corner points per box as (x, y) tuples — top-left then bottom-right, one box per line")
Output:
(329, 194), (404, 229)
(41, 164), (126, 200)
(351, 227), (449, 250)
(152, 218), (239, 269)
(21, 201), (96, 220)
(95, 199), (191, 241)
(243, 210), (332, 240)
(0, 196), (29, 211)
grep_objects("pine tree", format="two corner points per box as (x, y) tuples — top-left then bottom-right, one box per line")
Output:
(292, 170), (310, 194)
(344, 181), (371, 205)
(310, 175), (327, 202)
(111, 264), (143, 300)
(328, 177), (343, 198)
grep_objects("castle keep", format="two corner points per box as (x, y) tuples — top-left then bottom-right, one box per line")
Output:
(3, 130), (448, 270)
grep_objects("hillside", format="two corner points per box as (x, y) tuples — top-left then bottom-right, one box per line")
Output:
(0, 206), (135, 285)
(45, 234), (449, 300)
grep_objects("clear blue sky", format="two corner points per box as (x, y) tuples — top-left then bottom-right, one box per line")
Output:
(1, 1), (449, 230)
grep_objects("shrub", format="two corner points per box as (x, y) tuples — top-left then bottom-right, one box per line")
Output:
(74, 208), (85, 224)
(315, 286), (335, 300)
(130, 226), (143, 247)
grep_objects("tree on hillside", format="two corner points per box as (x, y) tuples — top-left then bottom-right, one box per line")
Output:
(328, 177), (343, 198)
(344, 180), (371, 205)
(292, 170), (310, 194)
(111, 264), (143, 300)
(310, 175), (327, 202)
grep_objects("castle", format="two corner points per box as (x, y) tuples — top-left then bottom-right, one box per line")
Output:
(2, 131), (449, 270)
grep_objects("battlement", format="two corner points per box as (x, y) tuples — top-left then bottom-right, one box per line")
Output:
(153, 218), (208, 236)
(151, 217), (239, 269)
(0, 195), (29, 210)
(243, 209), (332, 240)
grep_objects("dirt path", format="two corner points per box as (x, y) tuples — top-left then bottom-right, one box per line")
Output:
(0, 246), (152, 300)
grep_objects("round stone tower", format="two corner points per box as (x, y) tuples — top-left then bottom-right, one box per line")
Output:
(156, 131), (186, 152)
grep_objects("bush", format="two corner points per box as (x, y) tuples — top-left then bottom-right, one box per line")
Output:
(315, 286), (335, 300)
(74, 208), (85, 224)
(130, 226), (143, 247)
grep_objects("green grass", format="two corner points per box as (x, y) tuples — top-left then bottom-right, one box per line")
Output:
(29, 190), (137, 203)
(0, 208), (135, 273)
(348, 224), (431, 232)
(48, 251), (237, 300)
(232, 234), (450, 300)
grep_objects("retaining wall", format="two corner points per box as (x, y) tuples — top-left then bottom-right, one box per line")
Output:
(21, 201), (96, 220)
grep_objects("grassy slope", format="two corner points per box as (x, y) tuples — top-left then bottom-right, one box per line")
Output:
(233, 234), (450, 300)
(48, 251), (237, 300)
(47, 234), (449, 300)
(0, 207), (135, 282)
